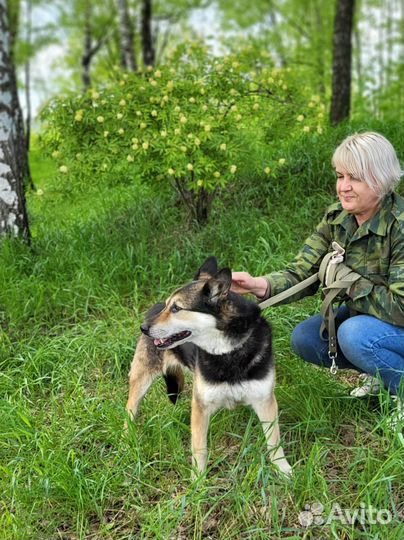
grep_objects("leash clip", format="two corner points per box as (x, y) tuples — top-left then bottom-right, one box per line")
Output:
(328, 351), (338, 375)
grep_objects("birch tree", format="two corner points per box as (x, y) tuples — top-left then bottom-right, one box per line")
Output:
(0, 0), (30, 241)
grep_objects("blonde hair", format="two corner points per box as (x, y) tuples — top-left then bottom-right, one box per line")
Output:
(332, 132), (403, 198)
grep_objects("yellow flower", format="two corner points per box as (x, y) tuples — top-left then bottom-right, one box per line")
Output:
(282, 84), (288, 90)
(118, 128), (125, 135)
(127, 155), (134, 162)
(180, 146), (187, 152)
(220, 143), (227, 151)
(267, 77), (274, 84)
(151, 110), (158, 117)
(116, 113), (123, 120)
(235, 114), (242, 121)
(303, 126), (310, 133)
(308, 102), (315, 108)
(154, 70), (162, 78)
(136, 111), (142, 116)
(91, 91), (100, 100)
(175, 106), (181, 113)
(197, 179), (204, 187)
(253, 103), (260, 110)
(194, 138), (201, 146)
(132, 144), (139, 150)
(202, 105), (208, 112)
(146, 65), (153, 72)
(180, 116), (188, 124)
(318, 112), (324, 118)
(230, 165), (237, 174)
(311, 95), (321, 103)
(278, 158), (286, 165)
(36, 188), (44, 196)
(189, 97), (196, 103)
(140, 122), (147, 129)
(119, 99), (126, 106)
(200, 88), (206, 95)
(51, 150), (60, 158)
(317, 126), (323, 134)
(103, 130), (109, 137)
(174, 128), (181, 135)
(187, 163), (194, 171)
(264, 167), (271, 174)
(168, 168), (175, 175)
(150, 79), (157, 87)
(59, 165), (68, 173)
(160, 130), (167, 137)
(204, 124), (211, 132)
(132, 137), (139, 144)
(74, 113), (83, 122)
(297, 114), (304, 122)
(97, 116), (105, 123)
(166, 80), (174, 91)
(213, 171), (220, 178)
(230, 105), (237, 112)
(142, 142), (149, 150)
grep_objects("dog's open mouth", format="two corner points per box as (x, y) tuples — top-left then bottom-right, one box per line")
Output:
(154, 331), (191, 349)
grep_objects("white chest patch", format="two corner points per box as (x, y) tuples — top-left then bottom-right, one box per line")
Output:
(196, 370), (275, 412)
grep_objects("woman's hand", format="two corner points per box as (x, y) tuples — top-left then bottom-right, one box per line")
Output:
(231, 272), (269, 298)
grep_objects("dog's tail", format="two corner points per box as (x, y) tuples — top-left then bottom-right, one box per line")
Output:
(163, 365), (184, 404)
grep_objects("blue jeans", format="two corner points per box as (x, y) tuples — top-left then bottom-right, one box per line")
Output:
(291, 306), (404, 396)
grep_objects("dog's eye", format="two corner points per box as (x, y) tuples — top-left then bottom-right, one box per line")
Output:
(170, 303), (182, 313)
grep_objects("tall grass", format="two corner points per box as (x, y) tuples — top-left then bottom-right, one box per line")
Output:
(0, 123), (403, 539)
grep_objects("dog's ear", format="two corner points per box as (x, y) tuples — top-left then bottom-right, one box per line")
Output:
(203, 268), (232, 304)
(195, 256), (219, 281)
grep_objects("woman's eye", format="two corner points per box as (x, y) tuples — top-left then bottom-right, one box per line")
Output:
(171, 304), (182, 313)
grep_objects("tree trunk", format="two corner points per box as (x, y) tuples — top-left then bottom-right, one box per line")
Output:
(141, 0), (155, 67)
(0, 0), (31, 241)
(117, 0), (137, 71)
(330, 0), (355, 125)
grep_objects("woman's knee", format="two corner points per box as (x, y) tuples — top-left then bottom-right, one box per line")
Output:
(337, 316), (368, 360)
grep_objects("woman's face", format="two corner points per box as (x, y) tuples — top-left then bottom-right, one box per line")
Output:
(336, 169), (381, 226)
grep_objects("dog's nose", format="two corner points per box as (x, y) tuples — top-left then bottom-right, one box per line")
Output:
(140, 323), (149, 335)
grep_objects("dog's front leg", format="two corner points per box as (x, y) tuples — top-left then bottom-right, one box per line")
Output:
(252, 395), (292, 476)
(191, 394), (211, 478)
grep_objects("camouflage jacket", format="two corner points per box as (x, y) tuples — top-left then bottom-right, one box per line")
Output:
(265, 192), (404, 327)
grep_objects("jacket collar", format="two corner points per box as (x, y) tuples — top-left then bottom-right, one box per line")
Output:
(330, 194), (393, 237)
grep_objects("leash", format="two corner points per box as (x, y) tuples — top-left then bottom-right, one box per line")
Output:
(258, 242), (357, 375)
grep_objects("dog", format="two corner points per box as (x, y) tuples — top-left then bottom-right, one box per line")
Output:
(126, 256), (292, 477)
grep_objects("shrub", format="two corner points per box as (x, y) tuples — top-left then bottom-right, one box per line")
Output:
(40, 42), (325, 224)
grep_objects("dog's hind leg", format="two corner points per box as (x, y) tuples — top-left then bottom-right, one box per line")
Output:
(252, 395), (292, 476)
(126, 360), (157, 423)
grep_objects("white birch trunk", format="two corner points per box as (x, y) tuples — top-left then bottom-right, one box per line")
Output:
(0, 0), (30, 240)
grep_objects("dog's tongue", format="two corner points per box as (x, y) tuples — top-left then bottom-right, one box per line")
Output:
(154, 338), (166, 346)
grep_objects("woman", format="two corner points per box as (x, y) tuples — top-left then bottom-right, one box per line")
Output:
(231, 132), (404, 415)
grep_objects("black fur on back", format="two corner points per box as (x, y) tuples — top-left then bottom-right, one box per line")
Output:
(173, 292), (274, 385)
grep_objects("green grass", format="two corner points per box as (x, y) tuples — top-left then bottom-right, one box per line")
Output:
(0, 131), (403, 540)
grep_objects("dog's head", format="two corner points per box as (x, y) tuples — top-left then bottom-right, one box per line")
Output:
(140, 256), (235, 350)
